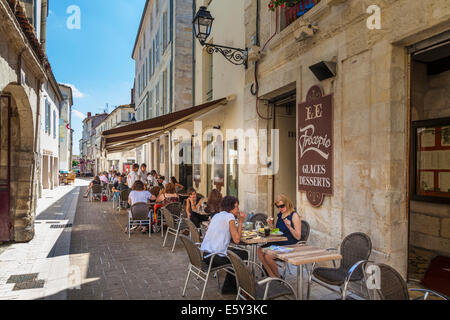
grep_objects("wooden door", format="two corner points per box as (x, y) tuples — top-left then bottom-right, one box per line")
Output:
(0, 95), (11, 241)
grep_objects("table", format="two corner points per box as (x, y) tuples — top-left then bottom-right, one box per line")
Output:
(239, 233), (288, 271)
(262, 244), (342, 299)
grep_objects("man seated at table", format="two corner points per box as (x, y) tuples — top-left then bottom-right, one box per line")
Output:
(200, 196), (248, 294)
(112, 175), (129, 208)
(257, 194), (302, 278)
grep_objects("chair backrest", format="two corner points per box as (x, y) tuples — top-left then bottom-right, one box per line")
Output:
(119, 189), (130, 201)
(92, 184), (102, 194)
(185, 218), (201, 244)
(131, 202), (149, 220)
(363, 263), (409, 300)
(161, 207), (175, 229)
(180, 235), (203, 270)
(227, 250), (256, 298)
(165, 202), (182, 217)
(249, 213), (267, 226)
(300, 220), (310, 242)
(108, 184), (114, 191)
(340, 232), (372, 279)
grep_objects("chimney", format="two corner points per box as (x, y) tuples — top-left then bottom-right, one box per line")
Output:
(87, 112), (92, 118)
(131, 88), (135, 105)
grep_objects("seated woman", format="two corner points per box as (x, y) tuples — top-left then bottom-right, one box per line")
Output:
(257, 194), (302, 278)
(185, 188), (208, 228)
(83, 176), (101, 198)
(200, 196), (248, 294)
(170, 176), (184, 193)
(156, 182), (179, 205)
(126, 180), (156, 233)
(204, 189), (222, 218)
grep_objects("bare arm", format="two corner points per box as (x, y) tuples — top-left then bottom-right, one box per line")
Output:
(284, 213), (302, 241)
(185, 199), (191, 219)
(229, 212), (245, 244)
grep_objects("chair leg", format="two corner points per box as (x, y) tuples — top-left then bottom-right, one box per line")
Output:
(182, 267), (191, 297)
(160, 212), (164, 238)
(200, 272), (209, 300)
(171, 230), (179, 252)
(148, 220), (151, 238)
(163, 229), (169, 247)
(236, 287), (241, 300)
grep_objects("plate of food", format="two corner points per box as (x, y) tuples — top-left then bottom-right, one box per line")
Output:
(270, 228), (283, 236)
(242, 231), (257, 237)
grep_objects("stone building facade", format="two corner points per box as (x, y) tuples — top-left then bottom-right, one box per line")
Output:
(132, 0), (194, 176)
(58, 84), (74, 172)
(0, 0), (48, 242)
(238, 0), (450, 278)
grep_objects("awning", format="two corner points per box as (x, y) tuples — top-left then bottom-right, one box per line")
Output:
(102, 96), (230, 152)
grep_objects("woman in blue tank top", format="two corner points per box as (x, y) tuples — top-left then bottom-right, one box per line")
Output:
(257, 194), (303, 278)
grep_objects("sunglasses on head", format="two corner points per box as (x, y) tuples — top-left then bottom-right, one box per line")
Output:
(275, 203), (286, 209)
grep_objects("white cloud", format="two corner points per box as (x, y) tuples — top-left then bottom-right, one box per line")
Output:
(72, 109), (85, 120)
(61, 83), (85, 98)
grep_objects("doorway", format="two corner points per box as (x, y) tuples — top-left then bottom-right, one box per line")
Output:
(408, 35), (450, 284)
(273, 94), (297, 211)
(0, 95), (11, 241)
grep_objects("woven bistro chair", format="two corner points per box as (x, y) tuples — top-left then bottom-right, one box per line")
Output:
(90, 184), (103, 202)
(126, 202), (151, 239)
(180, 235), (235, 300)
(249, 213), (268, 227)
(227, 250), (297, 300)
(185, 218), (202, 246)
(117, 189), (131, 211)
(158, 202), (183, 237)
(307, 232), (372, 300)
(107, 183), (114, 200)
(362, 262), (448, 300)
(162, 207), (188, 252)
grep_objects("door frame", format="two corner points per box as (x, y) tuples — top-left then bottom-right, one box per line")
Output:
(0, 94), (11, 241)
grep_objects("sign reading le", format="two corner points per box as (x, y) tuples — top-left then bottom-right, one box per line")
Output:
(298, 85), (333, 207)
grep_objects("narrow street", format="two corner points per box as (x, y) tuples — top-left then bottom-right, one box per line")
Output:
(0, 179), (340, 300)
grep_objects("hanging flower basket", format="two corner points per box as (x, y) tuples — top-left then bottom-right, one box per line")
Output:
(268, 0), (300, 11)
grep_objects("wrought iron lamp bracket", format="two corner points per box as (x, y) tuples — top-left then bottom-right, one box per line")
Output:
(201, 41), (248, 69)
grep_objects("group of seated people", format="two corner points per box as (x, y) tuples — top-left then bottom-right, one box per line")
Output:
(83, 164), (302, 290)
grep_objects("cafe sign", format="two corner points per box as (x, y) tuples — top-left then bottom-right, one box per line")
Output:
(298, 85), (333, 207)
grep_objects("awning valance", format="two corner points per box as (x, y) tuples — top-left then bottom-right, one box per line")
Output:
(102, 97), (230, 152)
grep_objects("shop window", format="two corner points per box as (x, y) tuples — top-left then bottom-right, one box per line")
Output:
(227, 139), (239, 198)
(411, 117), (450, 203)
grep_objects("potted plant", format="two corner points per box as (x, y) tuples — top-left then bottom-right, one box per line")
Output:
(268, 0), (300, 11)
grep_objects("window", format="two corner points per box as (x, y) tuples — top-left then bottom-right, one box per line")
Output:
(203, 48), (213, 101)
(160, 145), (164, 164)
(411, 117), (450, 204)
(44, 99), (49, 134)
(163, 11), (168, 52)
(53, 110), (56, 139)
(159, 75), (164, 116)
(155, 30), (160, 66)
(155, 82), (160, 117)
(227, 139), (239, 197)
(163, 70), (167, 114)
(149, 90), (153, 119)
(280, 0), (322, 31)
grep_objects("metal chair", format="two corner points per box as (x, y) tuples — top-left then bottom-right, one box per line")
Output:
(159, 202), (183, 238)
(89, 184), (102, 202)
(117, 189), (130, 211)
(162, 207), (187, 252)
(307, 232), (372, 300)
(126, 202), (151, 239)
(107, 183), (114, 200)
(180, 235), (235, 300)
(227, 250), (297, 300)
(249, 213), (268, 227)
(363, 262), (448, 300)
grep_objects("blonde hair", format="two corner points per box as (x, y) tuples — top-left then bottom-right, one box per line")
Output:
(275, 194), (295, 215)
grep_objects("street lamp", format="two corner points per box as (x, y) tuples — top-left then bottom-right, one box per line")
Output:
(193, 6), (248, 68)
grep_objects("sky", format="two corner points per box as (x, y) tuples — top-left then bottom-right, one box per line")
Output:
(46, 0), (146, 155)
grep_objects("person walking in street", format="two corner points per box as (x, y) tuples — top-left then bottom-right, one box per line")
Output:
(200, 196), (248, 294)
(257, 194), (302, 278)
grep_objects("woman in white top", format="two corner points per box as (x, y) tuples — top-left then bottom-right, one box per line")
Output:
(126, 180), (155, 233)
(200, 196), (248, 294)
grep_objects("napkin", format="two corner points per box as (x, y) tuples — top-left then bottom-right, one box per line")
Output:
(268, 245), (294, 253)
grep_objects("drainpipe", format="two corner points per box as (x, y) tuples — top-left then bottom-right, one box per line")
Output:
(31, 78), (42, 215)
(40, 0), (48, 53)
(192, 0), (196, 107)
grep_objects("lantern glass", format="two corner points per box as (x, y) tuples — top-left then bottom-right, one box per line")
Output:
(193, 6), (214, 44)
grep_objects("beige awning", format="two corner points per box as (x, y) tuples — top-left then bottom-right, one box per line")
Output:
(102, 97), (231, 152)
